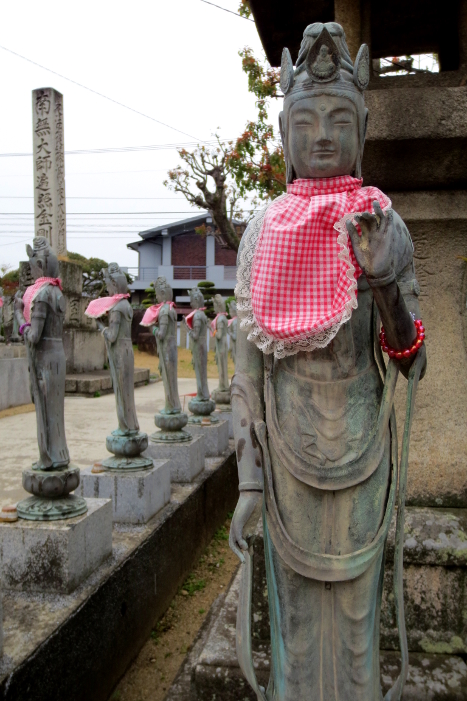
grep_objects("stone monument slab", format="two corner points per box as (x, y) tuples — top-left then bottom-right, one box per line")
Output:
(144, 435), (205, 482)
(185, 420), (229, 457)
(79, 460), (171, 524)
(0, 498), (112, 594)
(32, 88), (66, 256)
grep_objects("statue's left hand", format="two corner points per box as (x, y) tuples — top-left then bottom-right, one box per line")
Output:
(346, 201), (394, 281)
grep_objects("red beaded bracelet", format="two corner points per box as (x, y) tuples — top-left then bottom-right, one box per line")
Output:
(380, 319), (425, 359)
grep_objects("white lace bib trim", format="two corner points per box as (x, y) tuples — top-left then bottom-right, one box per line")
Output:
(235, 200), (361, 359)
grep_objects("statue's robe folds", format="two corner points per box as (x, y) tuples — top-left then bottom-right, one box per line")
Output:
(156, 303), (182, 413)
(191, 309), (210, 401)
(237, 209), (419, 701)
(229, 317), (238, 367)
(29, 284), (69, 469)
(107, 300), (139, 433)
(215, 314), (229, 391)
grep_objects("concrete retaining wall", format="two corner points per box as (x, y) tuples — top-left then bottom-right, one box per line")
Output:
(0, 449), (238, 701)
(0, 356), (31, 411)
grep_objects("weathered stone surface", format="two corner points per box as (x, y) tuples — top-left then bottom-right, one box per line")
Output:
(0, 347), (26, 360)
(0, 450), (238, 701)
(62, 327), (105, 374)
(213, 408), (233, 439)
(0, 499), (112, 594)
(144, 435), (205, 482)
(32, 88), (66, 256)
(383, 202), (467, 507)
(79, 460), (171, 524)
(185, 421), (229, 457)
(186, 506), (467, 699)
(363, 88), (467, 190)
(65, 367), (150, 396)
(190, 566), (467, 701)
(0, 359), (31, 411)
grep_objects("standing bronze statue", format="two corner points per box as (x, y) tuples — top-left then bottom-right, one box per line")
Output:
(85, 263), (152, 469)
(229, 22), (426, 701)
(185, 287), (217, 423)
(141, 276), (191, 442)
(211, 294), (230, 405)
(228, 299), (238, 369)
(14, 237), (87, 520)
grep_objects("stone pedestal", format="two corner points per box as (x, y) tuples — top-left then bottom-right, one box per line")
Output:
(79, 460), (171, 524)
(0, 498), (112, 593)
(213, 405), (233, 439)
(144, 435), (205, 483)
(185, 420), (229, 457)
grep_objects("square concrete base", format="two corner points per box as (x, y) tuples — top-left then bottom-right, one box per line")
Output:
(79, 460), (171, 524)
(214, 406), (233, 438)
(144, 435), (205, 483)
(185, 420), (229, 457)
(0, 498), (112, 594)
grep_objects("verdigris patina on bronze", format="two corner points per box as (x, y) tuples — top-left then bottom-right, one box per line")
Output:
(229, 22), (426, 701)
(141, 276), (191, 442)
(228, 299), (237, 369)
(14, 237), (87, 520)
(85, 263), (152, 470)
(211, 294), (230, 405)
(185, 287), (217, 424)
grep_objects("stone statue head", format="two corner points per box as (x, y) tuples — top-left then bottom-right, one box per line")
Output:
(26, 236), (59, 280)
(103, 263), (128, 295)
(213, 294), (226, 314)
(279, 23), (369, 181)
(154, 276), (173, 303)
(229, 300), (237, 316)
(189, 287), (205, 310)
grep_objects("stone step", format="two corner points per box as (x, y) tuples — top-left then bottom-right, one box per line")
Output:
(188, 565), (467, 700)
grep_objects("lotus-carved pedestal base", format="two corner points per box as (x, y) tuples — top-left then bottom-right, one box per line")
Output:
(211, 388), (231, 406)
(188, 397), (218, 425)
(18, 464), (88, 521)
(150, 409), (192, 443)
(102, 430), (153, 470)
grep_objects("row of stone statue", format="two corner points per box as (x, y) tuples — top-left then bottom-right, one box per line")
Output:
(11, 236), (235, 522)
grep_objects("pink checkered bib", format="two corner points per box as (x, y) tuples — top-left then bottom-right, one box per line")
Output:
(250, 176), (391, 354)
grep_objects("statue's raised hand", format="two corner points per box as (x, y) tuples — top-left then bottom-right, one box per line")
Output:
(346, 201), (394, 281)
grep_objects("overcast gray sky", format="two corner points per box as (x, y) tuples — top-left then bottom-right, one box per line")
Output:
(0, 0), (281, 271)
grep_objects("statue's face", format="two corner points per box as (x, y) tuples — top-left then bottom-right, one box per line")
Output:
(106, 278), (118, 296)
(287, 95), (359, 179)
(155, 288), (164, 303)
(230, 301), (237, 315)
(213, 297), (224, 313)
(190, 293), (202, 309)
(29, 256), (45, 281)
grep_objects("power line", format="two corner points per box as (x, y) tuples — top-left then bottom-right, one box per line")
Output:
(199, 0), (254, 22)
(0, 138), (225, 158)
(0, 44), (205, 142)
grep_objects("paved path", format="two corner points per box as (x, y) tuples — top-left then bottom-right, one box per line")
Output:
(0, 378), (218, 509)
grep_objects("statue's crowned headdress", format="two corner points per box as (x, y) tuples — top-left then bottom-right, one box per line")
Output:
(280, 22), (370, 180)
(26, 236), (59, 278)
(103, 262), (128, 294)
(154, 276), (173, 302)
(189, 287), (205, 307)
